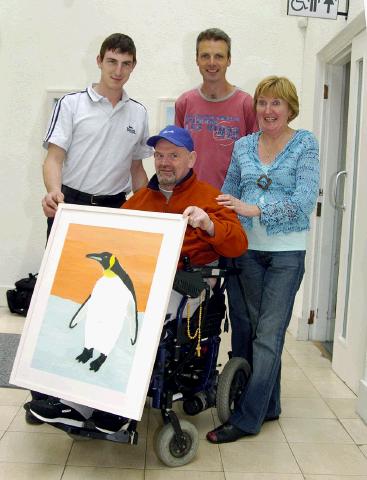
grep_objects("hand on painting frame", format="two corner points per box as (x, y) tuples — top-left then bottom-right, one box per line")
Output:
(42, 191), (65, 218)
(182, 206), (215, 236)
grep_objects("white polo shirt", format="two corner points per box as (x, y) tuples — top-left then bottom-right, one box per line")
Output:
(43, 85), (152, 195)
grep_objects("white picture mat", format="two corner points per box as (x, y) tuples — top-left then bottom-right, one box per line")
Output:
(10, 203), (187, 420)
(158, 97), (176, 129)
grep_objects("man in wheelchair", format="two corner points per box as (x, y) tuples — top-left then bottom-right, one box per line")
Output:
(28, 125), (248, 435)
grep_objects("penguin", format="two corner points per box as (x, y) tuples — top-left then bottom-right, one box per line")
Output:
(69, 251), (138, 372)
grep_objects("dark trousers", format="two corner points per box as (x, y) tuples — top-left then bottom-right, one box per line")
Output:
(46, 184), (127, 238)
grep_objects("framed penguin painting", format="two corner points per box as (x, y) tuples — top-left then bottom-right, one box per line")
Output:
(10, 204), (187, 420)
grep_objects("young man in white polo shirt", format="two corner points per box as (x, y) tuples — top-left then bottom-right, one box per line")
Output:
(26, 33), (152, 423)
(41, 32), (152, 236)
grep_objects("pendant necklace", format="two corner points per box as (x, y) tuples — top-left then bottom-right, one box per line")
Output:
(257, 173), (272, 190)
(257, 136), (274, 190)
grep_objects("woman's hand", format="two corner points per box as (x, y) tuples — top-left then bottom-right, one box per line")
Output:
(216, 194), (261, 218)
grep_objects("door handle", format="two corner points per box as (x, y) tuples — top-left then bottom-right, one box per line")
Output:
(333, 170), (347, 210)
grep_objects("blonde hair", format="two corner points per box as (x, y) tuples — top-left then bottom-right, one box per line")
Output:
(253, 76), (299, 122)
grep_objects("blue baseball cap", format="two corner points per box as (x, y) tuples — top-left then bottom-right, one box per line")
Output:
(147, 125), (194, 152)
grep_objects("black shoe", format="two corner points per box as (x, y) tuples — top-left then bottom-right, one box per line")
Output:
(29, 398), (86, 427)
(206, 422), (250, 444)
(30, 391), (49, 401)
(90, 410), (129, 434)
(24, 402), (44, 425)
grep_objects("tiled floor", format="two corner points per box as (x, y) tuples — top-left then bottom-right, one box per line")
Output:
(1, 307), (367, 479)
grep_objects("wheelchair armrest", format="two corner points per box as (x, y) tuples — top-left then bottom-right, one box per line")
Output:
(191, 265), (241, 279)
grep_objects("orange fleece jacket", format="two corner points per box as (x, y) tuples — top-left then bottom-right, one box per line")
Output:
(122, 171), (248, 268)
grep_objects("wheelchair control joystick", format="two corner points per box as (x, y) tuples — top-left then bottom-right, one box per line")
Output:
(183, 256), (193, 271)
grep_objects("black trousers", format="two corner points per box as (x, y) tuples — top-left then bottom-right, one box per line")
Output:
(46, 184), (126, 238)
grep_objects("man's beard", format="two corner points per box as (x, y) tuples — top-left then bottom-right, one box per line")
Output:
(157, 170), (176, 187)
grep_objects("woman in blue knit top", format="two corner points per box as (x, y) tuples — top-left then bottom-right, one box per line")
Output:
(207, 76), (320, 443)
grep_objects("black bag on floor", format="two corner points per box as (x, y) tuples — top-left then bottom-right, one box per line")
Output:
(6, 273), (38, 316)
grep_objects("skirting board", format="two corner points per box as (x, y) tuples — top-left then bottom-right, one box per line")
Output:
(0, 286), (12, 308)
(288, 313), (309, 341)
(357, 379), (367, 424)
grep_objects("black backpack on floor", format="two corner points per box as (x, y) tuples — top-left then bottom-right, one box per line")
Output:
(6, 273), (38, 316)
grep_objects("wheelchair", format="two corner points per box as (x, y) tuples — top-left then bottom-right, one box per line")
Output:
(52, 261), (251, 467)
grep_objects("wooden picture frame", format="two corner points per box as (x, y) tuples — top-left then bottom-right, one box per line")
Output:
(11, 204), (187, 420)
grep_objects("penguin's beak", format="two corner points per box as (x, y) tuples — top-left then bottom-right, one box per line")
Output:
(86, 253), (103, 262)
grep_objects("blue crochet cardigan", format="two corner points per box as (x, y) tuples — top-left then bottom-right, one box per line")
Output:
(222, 129), (320, 235)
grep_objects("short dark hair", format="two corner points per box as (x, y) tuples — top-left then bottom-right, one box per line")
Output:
(196, 28), (231, 59)
(99, 33), (136, 63)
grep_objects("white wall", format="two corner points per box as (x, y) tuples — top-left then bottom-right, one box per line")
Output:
(0, 0), (308, 302)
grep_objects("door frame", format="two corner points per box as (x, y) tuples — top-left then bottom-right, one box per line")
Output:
(331, 29), (367, 389)
(307, 13), (366, 342)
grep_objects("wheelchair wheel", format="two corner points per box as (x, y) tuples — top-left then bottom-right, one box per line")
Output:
(216, 356), (251, 424)
(154, 419), (199, 467)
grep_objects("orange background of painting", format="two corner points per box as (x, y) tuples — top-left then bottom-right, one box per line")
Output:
(51, 224), (163, 311)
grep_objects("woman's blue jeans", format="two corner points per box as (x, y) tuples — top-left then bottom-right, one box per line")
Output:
(227, 249), (305, 434)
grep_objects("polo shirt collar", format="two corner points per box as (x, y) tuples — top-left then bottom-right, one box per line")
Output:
(87, 84), (129, 104)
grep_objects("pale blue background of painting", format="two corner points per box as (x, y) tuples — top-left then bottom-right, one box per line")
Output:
(31, 295), (144, 393)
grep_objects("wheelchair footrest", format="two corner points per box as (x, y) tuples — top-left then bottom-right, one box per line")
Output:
(52, 422), (139, 445)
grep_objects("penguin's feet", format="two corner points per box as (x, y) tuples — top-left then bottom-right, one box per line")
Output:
(76, 347), (94, 363)
(90, 353), (107, 372)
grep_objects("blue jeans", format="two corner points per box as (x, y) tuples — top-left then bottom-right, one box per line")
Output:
(226, 257), (253, 361)
(227, 250), (305, 434)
